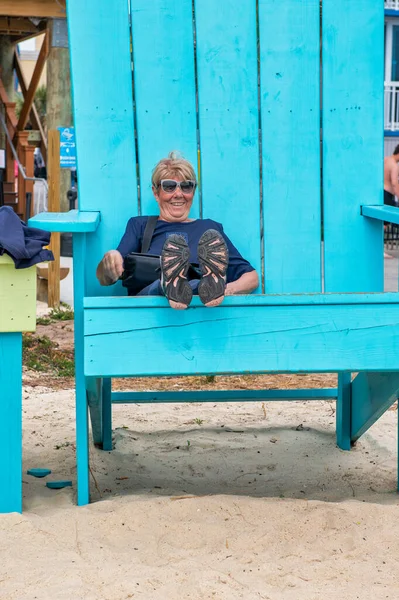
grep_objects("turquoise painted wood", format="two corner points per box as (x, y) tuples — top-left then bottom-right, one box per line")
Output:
(323, 0), (384, 293)
(84, 302), (399, 377)
(130, 0), (199, 216)
(29, 210), (100, 232)
(351, 372), (399, 442)
(67, 0), (137, 297)
(111, 389), (337, 403)
(72, 234), (90, 506)
(0, 334), (22, 513)
(102, 378), (112, 452)
(32, 0), (397, 505)
(195, 0), (261, 280)
(259, 0), (321, 293)
(362, 205), (399, 225)
(336, 373), (351, 451)
(83, 292), (399, 309)
(86, 377), (103, 445)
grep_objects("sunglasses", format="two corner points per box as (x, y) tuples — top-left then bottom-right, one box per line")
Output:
(158, 179), (196, 194)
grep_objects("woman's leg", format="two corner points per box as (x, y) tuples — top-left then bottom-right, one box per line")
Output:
(136, 279), (163, 296)
(137, 278), (200, 297)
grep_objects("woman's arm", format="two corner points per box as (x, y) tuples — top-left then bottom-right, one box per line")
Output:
(225, 270), (259, 295)
(96, 250), (124, 286)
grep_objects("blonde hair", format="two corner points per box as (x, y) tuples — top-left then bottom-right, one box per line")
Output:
(151, 151), (197, 187)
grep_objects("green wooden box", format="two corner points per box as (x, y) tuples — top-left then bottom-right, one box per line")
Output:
(0, 256), (36, 333)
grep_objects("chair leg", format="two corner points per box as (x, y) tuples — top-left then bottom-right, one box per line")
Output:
(76, 367), (90, 506)
(102, 378), (112, 451)
(336, 372), (351, 451)
(0, 333), (22, 513)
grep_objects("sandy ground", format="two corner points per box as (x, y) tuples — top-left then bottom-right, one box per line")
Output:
(2, 278), (399, 600)
(1, 384), (398, 599)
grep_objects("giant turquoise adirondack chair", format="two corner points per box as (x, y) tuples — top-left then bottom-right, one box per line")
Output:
(30, 0), (399, 506)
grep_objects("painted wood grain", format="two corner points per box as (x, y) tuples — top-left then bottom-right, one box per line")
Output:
(0, 333), (22, 513)
(84, 303), (399, 377)
(259, 0), (321, 293)
(29, 210), (100, 232)
(323, 0), (384, 292)
(195, 0), (261, 281)
(130, 0), (198, 216)
(0, 256), (36, 333)
(351, 372), (399, 441)
(83, 292), (399, 309)
(67, 0), (137, 296)
(362, 205), (399, 225)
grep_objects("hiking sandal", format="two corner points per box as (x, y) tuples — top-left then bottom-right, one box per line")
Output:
(197, 229), (229, 307)
(161, 234), (193, 309)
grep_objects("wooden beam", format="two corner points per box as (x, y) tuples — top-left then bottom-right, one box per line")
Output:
(0, 17), (38, 35)
(0, 1), (65, 19)
(47, 129), (61, 308)
(16, 30), (49, 132)
(13, 49), (47, 161)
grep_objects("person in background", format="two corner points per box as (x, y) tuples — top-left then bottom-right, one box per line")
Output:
(383, 146), (399, 258)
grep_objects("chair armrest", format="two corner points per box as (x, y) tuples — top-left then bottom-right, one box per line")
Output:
(28, 210), (101, 232)
(361, 204), (399, 225)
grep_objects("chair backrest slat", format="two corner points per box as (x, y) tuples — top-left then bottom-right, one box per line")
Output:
(259, 0), (321, 293)
(67, 1), (137, 296)
(130, 0), (199, 217)
(322, 0), (384, 292)
(195, 0), (262, 280)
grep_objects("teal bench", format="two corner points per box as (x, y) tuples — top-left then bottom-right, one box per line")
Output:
(30, 0), (399, 506)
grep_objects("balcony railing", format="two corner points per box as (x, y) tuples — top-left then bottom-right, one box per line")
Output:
(386, 0), (399, 10)
(385, 83), (399, 131)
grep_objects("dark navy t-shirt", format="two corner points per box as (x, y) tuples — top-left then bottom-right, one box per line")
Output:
(116, 217), (255, 284)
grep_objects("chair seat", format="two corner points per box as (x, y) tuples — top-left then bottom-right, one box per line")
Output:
(83, 292), (399, 377)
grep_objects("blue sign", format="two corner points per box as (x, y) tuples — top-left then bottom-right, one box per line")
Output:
(58, 127), (76, 169)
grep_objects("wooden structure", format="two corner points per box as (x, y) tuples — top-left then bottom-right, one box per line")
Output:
(0, 255), (36, 513)
(31, 0), (399, 506)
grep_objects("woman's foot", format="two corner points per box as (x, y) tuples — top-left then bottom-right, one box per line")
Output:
(197, 229), (229, 307)
(161, 234), (193, 309)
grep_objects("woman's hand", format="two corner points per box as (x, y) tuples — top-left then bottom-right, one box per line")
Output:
(96, 250), (124, 285)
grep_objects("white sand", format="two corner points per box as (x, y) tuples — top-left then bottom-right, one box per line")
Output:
(1, 388), (399, 599)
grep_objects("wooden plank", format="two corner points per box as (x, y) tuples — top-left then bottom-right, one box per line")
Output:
(67, 0), (137, 296)
(111, 389), (338, 403)
(72, 234), (90, 506)
(194, 0), (261, 280)
(362, 205), (399, 225)
(351, 372), (399, 442)
(0, 1), (65, 18)
(14, 50), (47, 160)
(259, 0), (321, 293)
(0, 256), (36, 332)
(323, 0), (384, 292)
(16, 30), (48, 132)
(47, 129), (60, 308)
(0, 17), (38, 35)
(86, 377), (103, 445)
(0, 333), (22, 513)
(130, 0), (198, 216)
(336, 372), (351, 450)
(84, 302), (399, 377)
(29, 209), (101, 232)
(83, 291), (399, 309)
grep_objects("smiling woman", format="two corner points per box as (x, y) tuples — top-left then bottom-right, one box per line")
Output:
(96, 151), (259, 309)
